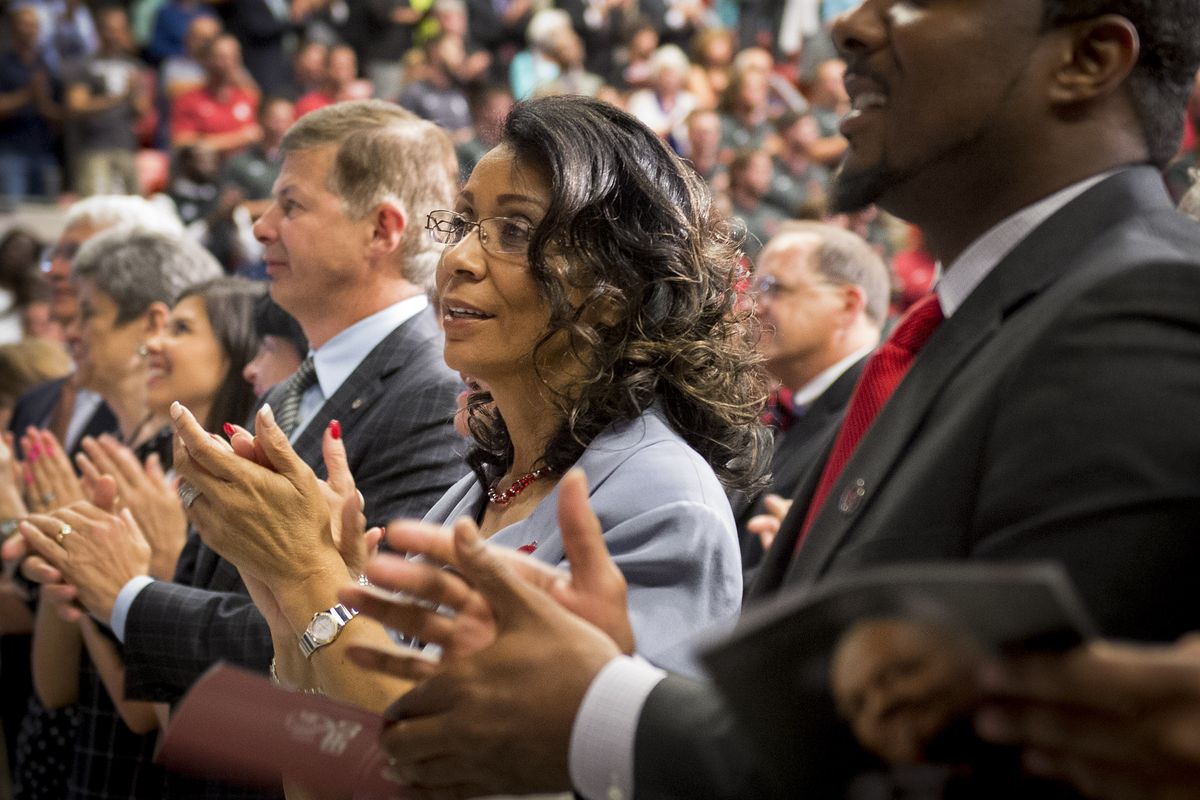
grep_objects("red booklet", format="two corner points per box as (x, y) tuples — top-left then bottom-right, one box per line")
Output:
(158, 663), (408, 799)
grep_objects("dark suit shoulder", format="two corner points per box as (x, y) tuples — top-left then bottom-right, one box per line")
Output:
(8, 377), (67, 434)
(318, 310), (466, 524)
(634, 674), (776, 799)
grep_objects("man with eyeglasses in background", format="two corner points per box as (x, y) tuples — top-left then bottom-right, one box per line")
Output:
(732, 221), (888, 583)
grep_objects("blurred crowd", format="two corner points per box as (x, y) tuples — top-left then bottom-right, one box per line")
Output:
(0, 0), (947, 293)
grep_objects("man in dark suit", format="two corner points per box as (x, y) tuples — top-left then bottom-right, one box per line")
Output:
(32, 102), (466, 797)
(363, 2), (1200, 798)
(734, 221), (887, 579)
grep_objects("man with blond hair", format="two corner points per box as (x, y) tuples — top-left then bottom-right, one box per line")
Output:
(57, 101), (465, 796)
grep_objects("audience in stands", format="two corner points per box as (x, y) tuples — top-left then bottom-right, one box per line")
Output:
(64, 7), (149, 197)
(169, 34), (259, 156)
(0, 6), (60, 206)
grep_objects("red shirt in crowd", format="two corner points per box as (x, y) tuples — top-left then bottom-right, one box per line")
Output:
(171, 85), (259, 139)
(294, 90), (334, 119)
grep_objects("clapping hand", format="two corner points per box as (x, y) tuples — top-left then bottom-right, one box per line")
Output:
(18, 477), (151, 624)
(221, 417), (382, 579)
(22, 429), (85, 513)
(78, 435), (186, 580)
(171, 401), (341, 585)
(340, 469), (634, 685)
(377, 500), (623, 797)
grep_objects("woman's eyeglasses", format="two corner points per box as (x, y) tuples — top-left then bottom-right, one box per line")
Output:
(425, 210), (534, 256)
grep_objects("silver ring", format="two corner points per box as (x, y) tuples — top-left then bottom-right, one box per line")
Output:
(177, 481), (202, 509)
(41, 491), (56, 506)
(55, 523), (73, 545)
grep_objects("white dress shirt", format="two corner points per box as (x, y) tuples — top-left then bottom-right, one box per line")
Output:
(790, 342), (876, 414)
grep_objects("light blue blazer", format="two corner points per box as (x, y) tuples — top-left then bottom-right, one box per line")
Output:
(423, 407), (742, 674)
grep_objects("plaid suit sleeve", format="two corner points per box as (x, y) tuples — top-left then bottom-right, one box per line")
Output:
(122, 563), (272, 703)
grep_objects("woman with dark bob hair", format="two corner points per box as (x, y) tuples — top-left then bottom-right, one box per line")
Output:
(166, 94), (770, 710)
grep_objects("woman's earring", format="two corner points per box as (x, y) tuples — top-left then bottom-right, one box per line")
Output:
(136, 343), (149, 358)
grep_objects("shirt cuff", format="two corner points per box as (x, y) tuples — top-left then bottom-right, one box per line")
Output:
(110, 575), (156, 643)
(569, 655), (667, 800)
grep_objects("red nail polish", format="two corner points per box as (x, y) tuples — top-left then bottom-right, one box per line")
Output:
(223, 422), (235, 437)
(28, 444), (40, 462)
(44, 442), (54, 457)
(329, 420), (341, 440)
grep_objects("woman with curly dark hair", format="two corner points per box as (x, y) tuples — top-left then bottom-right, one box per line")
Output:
(420, 93), (771, 670)
(164, 94), (770, 710)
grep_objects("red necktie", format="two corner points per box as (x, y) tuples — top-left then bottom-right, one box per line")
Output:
(796, 293), (944, 549)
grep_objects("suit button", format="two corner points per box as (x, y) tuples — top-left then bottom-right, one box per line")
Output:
(350, 398), (363, 410)
(838, 478), (866, 514)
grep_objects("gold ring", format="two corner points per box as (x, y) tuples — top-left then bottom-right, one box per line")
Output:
(55, 523), (73, 545)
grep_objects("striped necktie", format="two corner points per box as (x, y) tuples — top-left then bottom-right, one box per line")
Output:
(274, 356), (318, 438)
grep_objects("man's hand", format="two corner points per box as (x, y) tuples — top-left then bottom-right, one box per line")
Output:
(18, 500), (152, 624)
(976, 636), (1200, 799)
(377, 516), (622, 797)
(746, 493), (792, 552)
(341, 469), (635, 678)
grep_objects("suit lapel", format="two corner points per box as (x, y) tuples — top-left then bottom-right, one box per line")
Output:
(768, 357), (867, 494)
(746, 357), (869, 601)
(784, 168), (1173, 587)
(746, 420), (835, 602)
(287, 310), (441, 478)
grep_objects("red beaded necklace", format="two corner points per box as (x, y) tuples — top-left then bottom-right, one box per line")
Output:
(487, 467), (553, 506)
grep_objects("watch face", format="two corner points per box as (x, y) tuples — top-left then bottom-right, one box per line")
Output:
(310, 612), (338, 643)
